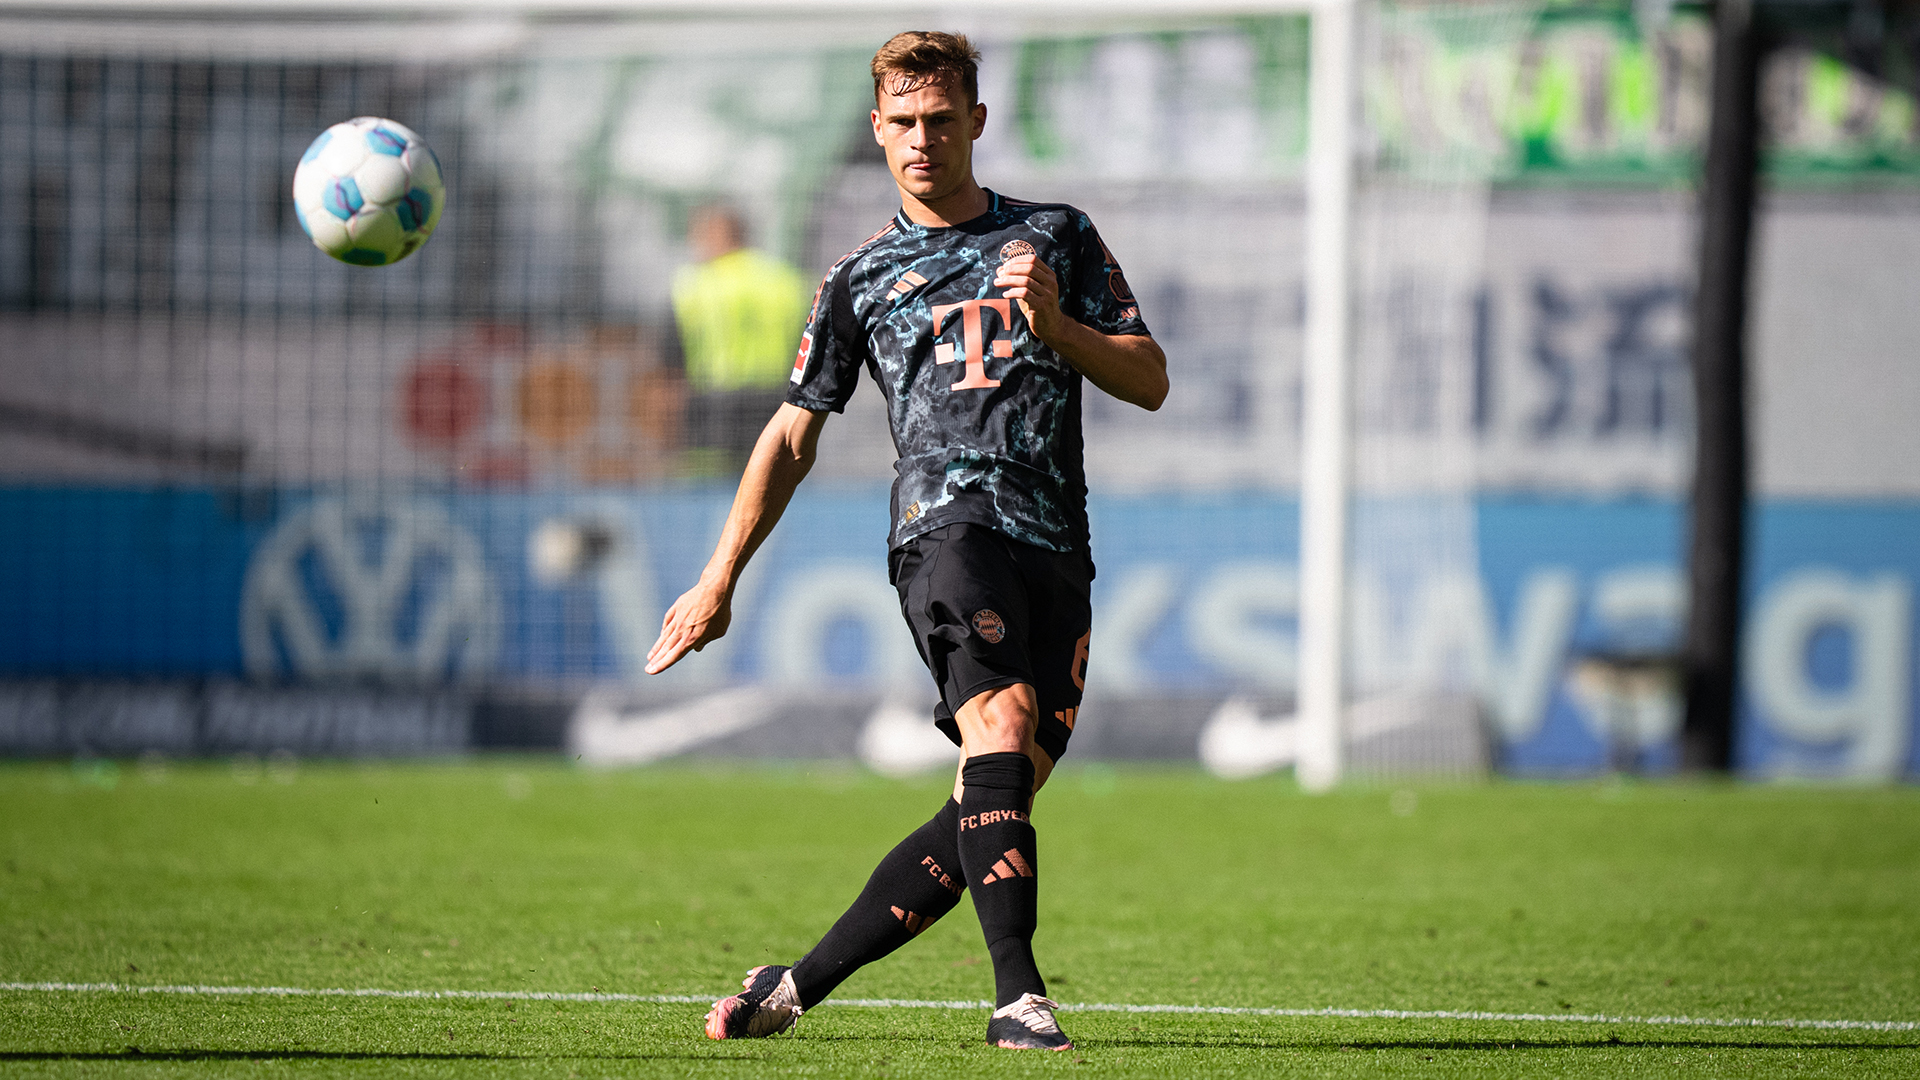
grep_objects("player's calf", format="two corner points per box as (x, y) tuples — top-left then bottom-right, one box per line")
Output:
(789, 798), (966, 1008)
(956, 751), (1047, 1007)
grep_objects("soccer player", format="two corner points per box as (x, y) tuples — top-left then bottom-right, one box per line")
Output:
(644, 30), (1166, 1051)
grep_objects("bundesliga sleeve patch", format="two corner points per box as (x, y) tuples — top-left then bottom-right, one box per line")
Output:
(789, 331), (812, 384)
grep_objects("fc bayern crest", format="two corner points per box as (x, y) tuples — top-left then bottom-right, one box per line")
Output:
(998, 240), (1035, 263)
(971, 609), (1007, 644)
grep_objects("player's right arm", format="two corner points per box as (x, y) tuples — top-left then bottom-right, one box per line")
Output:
(644, 403), (829, 674)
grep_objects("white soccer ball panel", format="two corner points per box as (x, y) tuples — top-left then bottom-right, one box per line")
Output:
(317, 126), (370, 176)
(377, 118), (425, 145)
(348, 206), (403, 252)
(404, 145), (442, 193)
(292, 164), (328, 208)
(306, 212), (352, 255)
(294, 196), (332, 240)
(355, 155), (410, 205)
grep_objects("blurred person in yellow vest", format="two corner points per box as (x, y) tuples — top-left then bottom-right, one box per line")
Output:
(669, 204), (813, 474)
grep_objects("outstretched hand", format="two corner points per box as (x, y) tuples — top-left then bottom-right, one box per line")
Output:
(993, 254), (1066, 342)
(645, 580), (731, 674)
(642, 405), (830, 676)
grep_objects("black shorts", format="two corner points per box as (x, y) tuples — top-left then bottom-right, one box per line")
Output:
(889, 523), (1093, 765)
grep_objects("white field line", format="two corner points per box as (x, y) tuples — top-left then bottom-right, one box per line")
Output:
(3, 981), (1915, 1033)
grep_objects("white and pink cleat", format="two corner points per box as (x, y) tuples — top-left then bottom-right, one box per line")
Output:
(986, 993), (1073, 1050)
(704, 965), (804, 1040)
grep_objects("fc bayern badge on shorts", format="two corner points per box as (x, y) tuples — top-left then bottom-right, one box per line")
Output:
(971, 609), (1007, 644)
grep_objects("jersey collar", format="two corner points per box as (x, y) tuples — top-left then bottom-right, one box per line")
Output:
(894, 189), (1001, 234)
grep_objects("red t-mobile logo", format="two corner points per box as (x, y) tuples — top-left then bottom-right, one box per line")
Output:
(931, 299), (1012, 390)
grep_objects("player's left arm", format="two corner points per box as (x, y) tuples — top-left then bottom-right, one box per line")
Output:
(995, 254), (1167, 411)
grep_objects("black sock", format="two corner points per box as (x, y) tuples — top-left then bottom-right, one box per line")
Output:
(789, 798), (966, 1010)
(956, 751), (1045, 1008)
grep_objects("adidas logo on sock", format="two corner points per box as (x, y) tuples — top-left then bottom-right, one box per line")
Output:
(890, 906), (931, 936)
(981, 848), (1034, 885)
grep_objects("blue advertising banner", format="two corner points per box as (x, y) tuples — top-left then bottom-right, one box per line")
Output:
(0, 487), (1912, 779)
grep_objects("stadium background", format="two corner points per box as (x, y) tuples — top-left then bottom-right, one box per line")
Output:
(0, 0), (1915, 782)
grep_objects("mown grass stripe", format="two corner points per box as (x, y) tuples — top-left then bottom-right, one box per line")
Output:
(5, 982), (1913, 1032)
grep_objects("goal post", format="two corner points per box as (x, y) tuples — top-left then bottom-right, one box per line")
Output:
(1296, 0), (1358, 793)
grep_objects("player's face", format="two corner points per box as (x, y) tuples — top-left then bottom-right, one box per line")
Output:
(871, 76), (986, 206)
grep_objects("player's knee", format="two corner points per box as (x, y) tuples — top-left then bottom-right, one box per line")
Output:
(960, 684), (1038, 751)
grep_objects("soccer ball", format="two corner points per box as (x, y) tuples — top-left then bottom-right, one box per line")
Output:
(292, 117), (444, 266)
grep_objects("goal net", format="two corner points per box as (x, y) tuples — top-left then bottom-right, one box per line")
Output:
(0, 4), (1316, 764)
(1337, 0), (1550, 780)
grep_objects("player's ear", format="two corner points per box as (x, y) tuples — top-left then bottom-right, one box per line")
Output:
(971, 102), (987, 141)
(871, 108), (885, 146)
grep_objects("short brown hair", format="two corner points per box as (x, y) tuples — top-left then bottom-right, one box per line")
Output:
(871, 31), (980, 106)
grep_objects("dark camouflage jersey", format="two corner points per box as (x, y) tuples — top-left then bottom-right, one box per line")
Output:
(787, 191), (1150, 553)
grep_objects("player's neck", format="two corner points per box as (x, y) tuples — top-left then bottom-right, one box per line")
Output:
(897, 178), (990, 228)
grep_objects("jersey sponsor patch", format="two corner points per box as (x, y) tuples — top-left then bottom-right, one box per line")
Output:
(971, 608), (1007, 644)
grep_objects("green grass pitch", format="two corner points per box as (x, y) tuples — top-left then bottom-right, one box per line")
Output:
(3, 758), (1917, 1077)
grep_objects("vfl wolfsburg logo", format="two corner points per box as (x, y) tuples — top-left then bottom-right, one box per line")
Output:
(241, 498), (500, 682)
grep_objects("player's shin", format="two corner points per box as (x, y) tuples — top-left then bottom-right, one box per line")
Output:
(955, 751), (1045, 1008)
(789, 798), (966, 1009)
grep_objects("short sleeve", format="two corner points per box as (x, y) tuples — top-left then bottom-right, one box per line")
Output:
(785, 261), (868, 413)
(1065, 212), (1150, 338)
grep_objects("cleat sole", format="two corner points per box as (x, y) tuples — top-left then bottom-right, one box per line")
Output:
(992, 1037), (1074, 1051)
